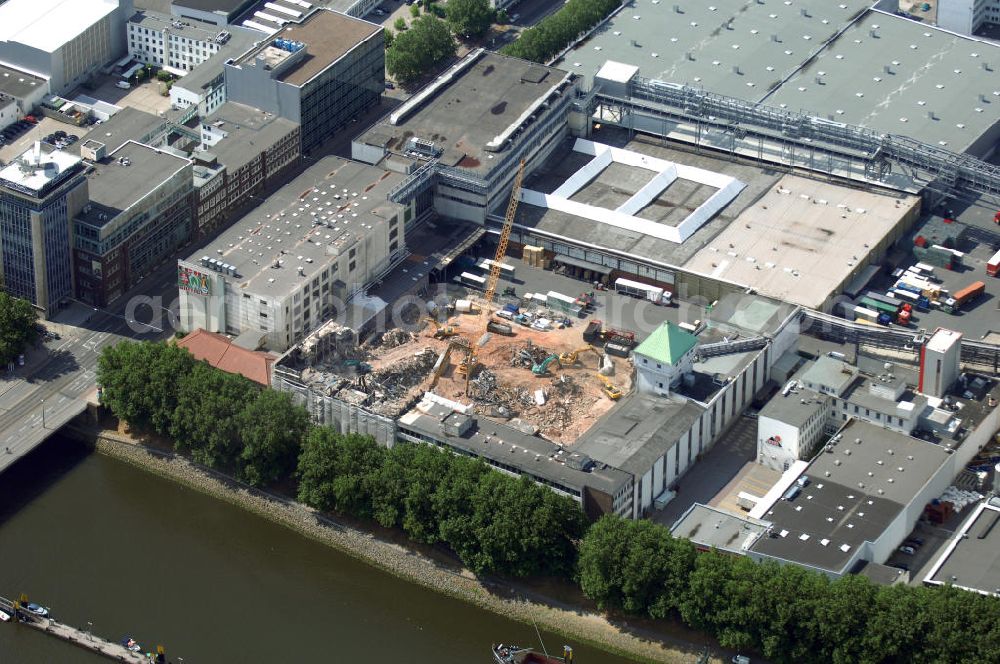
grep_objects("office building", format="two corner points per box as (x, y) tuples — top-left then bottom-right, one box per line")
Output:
(178, 156), (409, 351)
(225, 8), (383, 154)
(74, 140), (194, 306)
(0, 0), (134, 94)
(168, 29), (261, 117)
(127, 10), (259, 76)
(0, 64), (48, 118)
(354, 49), (577, 224)
(936, 0), (1000, 36)
(170, 0), (258, 28)
(0, 143), (87, 315)
(191, 101), (301, 232)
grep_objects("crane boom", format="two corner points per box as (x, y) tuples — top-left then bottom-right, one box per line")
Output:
(483, 159), (526, 317)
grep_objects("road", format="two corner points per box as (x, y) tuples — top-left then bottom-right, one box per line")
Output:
(0, 255), (179, 475)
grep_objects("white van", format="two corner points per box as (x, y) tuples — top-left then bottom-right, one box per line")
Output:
(115, 80), (131, 90)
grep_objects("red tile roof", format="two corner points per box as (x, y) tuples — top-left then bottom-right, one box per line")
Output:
(176, 329), (276, 386)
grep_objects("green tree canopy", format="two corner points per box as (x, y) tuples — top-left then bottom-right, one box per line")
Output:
(446, 0), (494, 38)
(97, 341), (196, 435)
(171, 362), (258, 469)
(236, 389), (310, 487)
(0, 292), (38, 366)
(501, 0), (619, 63)
(386, 14), (456, 84)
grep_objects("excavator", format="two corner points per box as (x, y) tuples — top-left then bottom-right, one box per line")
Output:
(559, 345), (601, 366)
(532, 354), (561, 376)
(424, 317), (457, 339)
(596, 373), (623, 400)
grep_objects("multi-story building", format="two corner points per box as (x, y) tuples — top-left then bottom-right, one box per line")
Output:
(0, 0), (133, 94)
(936, 0), (1000, 36)
(168, 30), (261, 117)
(73, 140), (194, 306)
(0, 143), (88, 315)
(0, 64), (48, 119)
(353, 49), (577, 224)
(178, 156), (411, 351)
(190, 101), (300, 233)
(170, 0), (258, 28)
(225, 8), (383, 154)
(127, 10), (258, 76)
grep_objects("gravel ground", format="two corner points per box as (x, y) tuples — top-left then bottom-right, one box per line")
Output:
(81, 430), (717, 664)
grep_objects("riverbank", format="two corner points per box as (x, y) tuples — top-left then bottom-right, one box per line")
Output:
(68, 425), (718, 664)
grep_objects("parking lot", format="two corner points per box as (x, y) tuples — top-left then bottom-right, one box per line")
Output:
(84, 75), (172, 116)
(866, 198), (1000, 340)
(0, 116), (85, 162)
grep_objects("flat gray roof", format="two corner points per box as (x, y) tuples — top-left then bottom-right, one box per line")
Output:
(575, 392), (705, 477)
(0, 63), (46, 100)
(233, 8), (380, 87)
(683, 174), (920, 309)
(750, 419), (950, 573)
(765, 12), (1000, 152)
(200, 101), (298, 171)
(516, 131), (781, 267)
(172, 0), (254, 15)
(759, 388), (828, 428)
(398, 404), (631, 497)
(670, 503), (769, 554)
(79, 141), (191, 228)
(174, 27), (260, 94)
(929, 501), (1000, 596)
(359, 51), (572, 176)
(183, 155), (404, 298)
(557, 0), (872, 97)
(131, 9), (226, 39)
(73, 107), (168, 156)
(800, 355), (858, 394)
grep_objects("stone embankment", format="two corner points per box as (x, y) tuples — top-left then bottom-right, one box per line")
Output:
(79, 427), (715, 664)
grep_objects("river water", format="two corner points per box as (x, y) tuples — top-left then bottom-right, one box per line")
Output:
(0, 437), (633, 663)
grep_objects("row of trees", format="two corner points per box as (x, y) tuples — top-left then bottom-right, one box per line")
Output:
(297, 428), (586, 576)
(501, 0), (620, 64)
(385, 0), (499, 85)
(97, 341), (309, 486)
(386, 15), (457, 85)
(97, 340), (586, 577)
(578, 516), (1000, 664)
(100, 340), (1000, 660)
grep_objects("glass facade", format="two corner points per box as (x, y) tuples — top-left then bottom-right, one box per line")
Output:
(0, 189), (74, 308)
(299, 33), (384, 154)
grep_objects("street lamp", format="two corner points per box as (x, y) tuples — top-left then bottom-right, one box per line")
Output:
(40, 399), (45, 428)
(87, 621), (93, 641)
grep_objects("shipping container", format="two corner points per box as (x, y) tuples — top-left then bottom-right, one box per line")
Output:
(473, 258), (516, 281)
(604, 342), (632, 358)
(546, 291), (584, 317)
(987, 248), (1000, 277)
(459, 272), (486, 289)
(860, 297), (900, 318)
(614, 277), (670, 304)
(953, 281), (985, 306)
(863, 291), (903, 310)
(853, 306), (879, 323)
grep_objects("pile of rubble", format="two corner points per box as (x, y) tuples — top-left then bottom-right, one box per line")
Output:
(469, 368), (535, 418)
(365, 328), (416, 352)
(369, 349), (437, 399)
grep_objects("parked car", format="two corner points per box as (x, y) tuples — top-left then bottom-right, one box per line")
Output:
(385, 82), (395, 89)
(907, 537), (925, 546)
(54, 130), (66, 138)
(67, 134), (79, 142)
(115, 80), (131, 89)
(898, 545), (916, 555)
(795, 475), (811, 488)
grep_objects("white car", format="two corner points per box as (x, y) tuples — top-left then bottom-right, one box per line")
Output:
(115, 80), (131, 90)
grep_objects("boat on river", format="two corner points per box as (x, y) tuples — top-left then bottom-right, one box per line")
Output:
(492, 643), (573, 664)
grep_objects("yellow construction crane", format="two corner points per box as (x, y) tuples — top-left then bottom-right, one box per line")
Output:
(480, 159), (526, 338)
(596, 373), (623, 400)
(559, 345), (601, 366)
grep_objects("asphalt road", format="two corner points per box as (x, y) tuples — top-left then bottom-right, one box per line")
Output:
(0, 253), (179, 474)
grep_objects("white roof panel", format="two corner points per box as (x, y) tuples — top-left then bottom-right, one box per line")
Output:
(0, 0), (119, 54)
